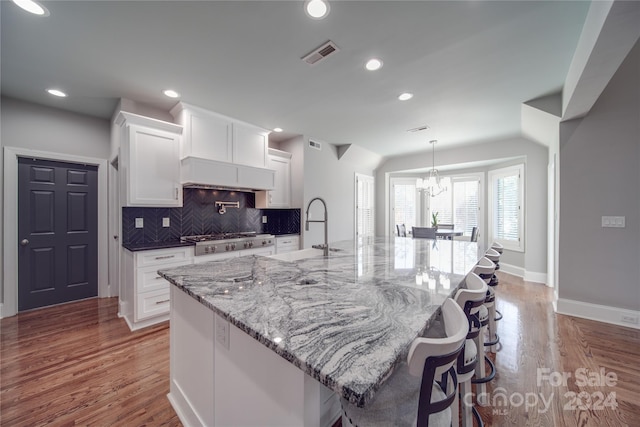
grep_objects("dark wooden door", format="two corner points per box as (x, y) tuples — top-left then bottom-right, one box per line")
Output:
(18, 158), (98, 311)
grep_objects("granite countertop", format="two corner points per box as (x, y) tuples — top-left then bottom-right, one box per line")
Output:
(159, 236), (481, 407)
(123, 240), (194, 251)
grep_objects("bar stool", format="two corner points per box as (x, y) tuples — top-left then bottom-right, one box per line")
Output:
(453, 273), (487, 427)
(341, 299), (468, 427)
(471, 257), (497, 406)
(484, 248), (503, 343)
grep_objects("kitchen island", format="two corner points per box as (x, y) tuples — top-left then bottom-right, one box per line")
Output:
(159, 236), (482, 427)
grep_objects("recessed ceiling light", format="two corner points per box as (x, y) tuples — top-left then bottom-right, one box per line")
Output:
(398, 93), (414, 101)
(273, 128), (283, 133)
(47, 89), (67, 97)
(163, 89), (180, 98)
(365, 58), (383, 71)
(12, 0), (49, 16)
(304, 0), (330, 20)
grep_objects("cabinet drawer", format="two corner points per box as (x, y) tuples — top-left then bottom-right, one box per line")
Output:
(276, 236), (300, 254)
(137, 265), (174, 293)
(136, 288), (171, 321)
(136, 247), (193, 267)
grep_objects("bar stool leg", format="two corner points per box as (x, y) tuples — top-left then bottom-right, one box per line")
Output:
(488, 303), (497, 353)
(460, 380), (473, 427)
(474, 330), (488, 406)
(452, 387), (460, 427)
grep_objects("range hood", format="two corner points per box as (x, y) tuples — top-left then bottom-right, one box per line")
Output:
(181, 157), (275, 191)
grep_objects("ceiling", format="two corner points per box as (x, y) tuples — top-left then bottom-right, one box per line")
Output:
(1, 0), (591, 157)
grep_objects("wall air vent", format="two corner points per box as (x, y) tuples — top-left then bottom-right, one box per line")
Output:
(302, 41), (340, 66)
(309, 140), (322, 151)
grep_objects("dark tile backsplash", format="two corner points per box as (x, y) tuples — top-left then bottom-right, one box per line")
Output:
(122, 188), (300, 245)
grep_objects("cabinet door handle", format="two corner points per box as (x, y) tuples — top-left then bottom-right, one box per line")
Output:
(175, 188), (179, 200)
(155, 255), (175, 260)
(155, 299), (170, 305)
(155, 276), (164, 280)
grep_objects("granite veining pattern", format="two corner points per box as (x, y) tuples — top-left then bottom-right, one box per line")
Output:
(159, 237), (481, 407)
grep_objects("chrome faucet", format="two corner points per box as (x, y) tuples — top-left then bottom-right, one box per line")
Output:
(305, 197), (329, 257)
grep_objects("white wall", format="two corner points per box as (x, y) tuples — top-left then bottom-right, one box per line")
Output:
(376, 136), (548, 277)
(0, 97), (110, 311)
(301, 138), (380, 248)
(558, 40), (639, 314)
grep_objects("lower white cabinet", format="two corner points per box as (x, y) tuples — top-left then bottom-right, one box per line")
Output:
(120, 246), (194, 330)
(276, 235), (300, 254)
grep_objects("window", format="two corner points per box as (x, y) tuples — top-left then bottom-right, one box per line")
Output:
(488, 164), (524, 251)
(355, 174), (375, 239)
(426, 175), (480, 237)
(391, 178), (418, 235)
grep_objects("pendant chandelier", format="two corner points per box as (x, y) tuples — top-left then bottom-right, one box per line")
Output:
(416, 140), (449, 197)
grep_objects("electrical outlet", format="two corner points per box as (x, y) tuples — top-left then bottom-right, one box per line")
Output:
(620, 314), (639, 325)
(215, 314), (230, 350)
(162, 217), (170, 228)
(262, 215), (268, 224)
(135, 218), (144, 228)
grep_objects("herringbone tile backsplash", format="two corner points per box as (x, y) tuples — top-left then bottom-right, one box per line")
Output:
(122, 188), (300, 245)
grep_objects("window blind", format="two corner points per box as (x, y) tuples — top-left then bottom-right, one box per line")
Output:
(356, 175), (375, 238)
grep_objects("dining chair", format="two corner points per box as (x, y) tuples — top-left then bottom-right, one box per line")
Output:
(470, 227), (478, 242)
(412, 227), (436, 239)
(400, 224), (407, 237)
(341, 298), (468, 427)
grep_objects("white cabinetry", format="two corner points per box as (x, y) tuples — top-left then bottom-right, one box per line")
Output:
(171, 102), (269, 168)
(121, 246), (193, 330)
(276, 235), (300, 254)
(170, 103), (233, 162)
(116, 112), (183, 207)
(232, 122), (269, 168)
(256, 149), (292, 208)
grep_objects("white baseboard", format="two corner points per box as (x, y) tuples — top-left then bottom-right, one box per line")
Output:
(499, 263), (547, 285)
(524, 270), (547, 285)
(555, 298), (640, 330)
(499, 262), (525, 278)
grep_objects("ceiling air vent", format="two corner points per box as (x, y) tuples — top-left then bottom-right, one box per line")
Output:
(302, 41), (340, 66)
(407, 125), (430, 133)
(309, 140), (322, 150)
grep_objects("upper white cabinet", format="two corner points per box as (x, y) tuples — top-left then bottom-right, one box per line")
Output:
(232, 122), (269, 168)
(171, 102), (269, 169)
(116, 112), (183, 207)
(256, 148), (292, 208)
(170, 103), (232, 162)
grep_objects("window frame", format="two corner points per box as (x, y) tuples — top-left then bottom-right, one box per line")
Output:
(488, 164), (525, 252)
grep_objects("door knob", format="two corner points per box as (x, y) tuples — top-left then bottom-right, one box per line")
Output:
(20, 239), (29, 246)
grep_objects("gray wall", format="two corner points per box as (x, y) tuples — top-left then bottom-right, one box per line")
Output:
(558, 41), (640, 311)
(376, 136), (548, 275)
(0, 97), (111, 306)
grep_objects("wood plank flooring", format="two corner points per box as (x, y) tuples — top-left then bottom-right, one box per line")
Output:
(1, 272), (638, 426)
(0, 298), (180, 426)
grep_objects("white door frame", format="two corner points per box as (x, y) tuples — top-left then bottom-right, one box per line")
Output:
(2, 147), (109, 318)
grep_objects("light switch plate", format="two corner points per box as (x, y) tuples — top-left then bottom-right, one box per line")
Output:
(262, 216), (268, 224)
(135, 218), (144, 228)
(162, 217), (170, 228)
(602, 216), (625, 228)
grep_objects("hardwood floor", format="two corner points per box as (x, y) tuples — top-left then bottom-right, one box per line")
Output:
(0, 298), (180, 426)
(1, 273), (638, 426)
(474, 272), (640, 427)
